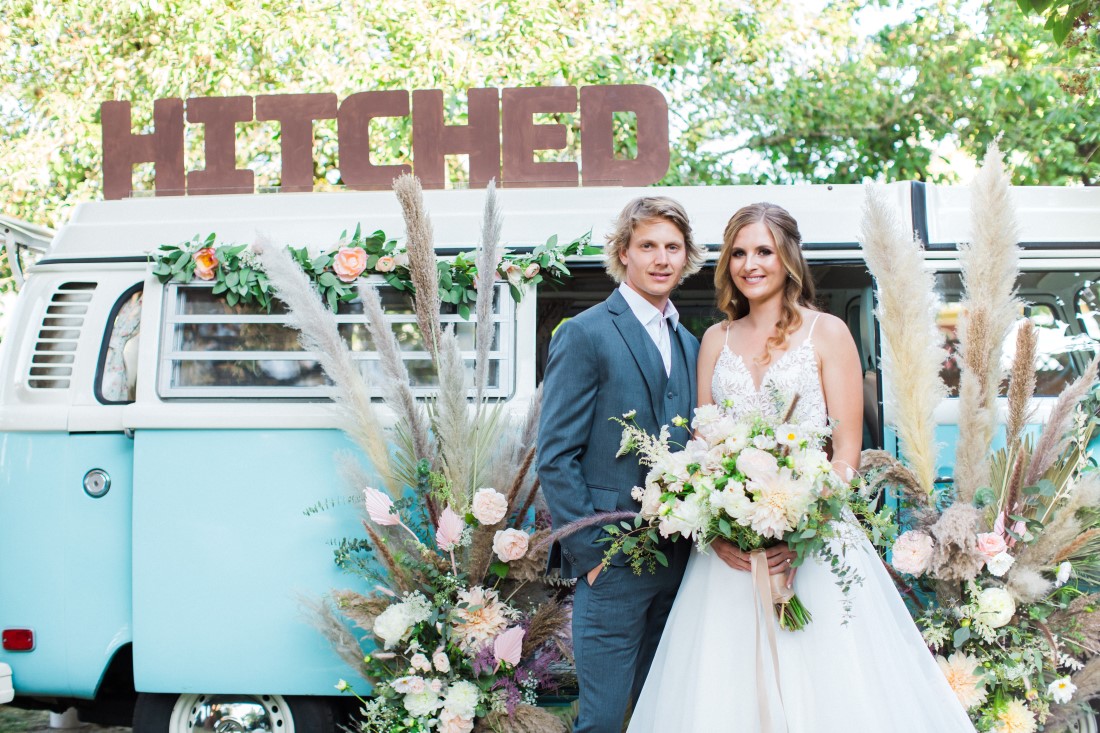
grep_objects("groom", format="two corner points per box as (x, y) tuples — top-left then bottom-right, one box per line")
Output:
(539, 196), (703, 733)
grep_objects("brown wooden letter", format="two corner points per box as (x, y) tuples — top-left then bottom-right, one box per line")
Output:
(186, 96), (255, 195)
(101, 99), (185, 200)
(255, 93), (338, 192)
(411, 88), (500, 189)
(501, 86), (578, 188)
(579, 84), (670, 186)
(338, 91), (412, 190)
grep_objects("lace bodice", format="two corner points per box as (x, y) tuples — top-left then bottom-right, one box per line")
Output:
(710, 316), (828, 429)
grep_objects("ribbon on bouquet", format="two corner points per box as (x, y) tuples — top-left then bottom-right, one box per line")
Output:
(750, 550), (791, 733)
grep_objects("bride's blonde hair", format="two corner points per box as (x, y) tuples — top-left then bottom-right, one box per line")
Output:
(715, 202), (816, 365)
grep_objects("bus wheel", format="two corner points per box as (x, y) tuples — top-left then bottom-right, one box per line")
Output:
(132, 692), (337, 733)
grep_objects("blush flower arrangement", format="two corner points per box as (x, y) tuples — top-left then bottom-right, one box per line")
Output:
(603, 400), (893, 631)
(151, 222), (597, 315)
(256, 177), (571, 733)
(860, 143), (1100, 732)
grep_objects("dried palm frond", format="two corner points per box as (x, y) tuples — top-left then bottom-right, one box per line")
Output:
(520, 596), (569, 657)
(394, 173), (441, 358)
(302, 596), (370, 678)
(929, 504), (986, 581)
(475, 180), (503, 402)
(474, 705), (567, 733)
(1026, 354), (1100, 485)
(257, 235), (396, 495)
(953, 142), (1021, 503)
(1005, 321), (1038, 449)
(858, 187), (946, 499)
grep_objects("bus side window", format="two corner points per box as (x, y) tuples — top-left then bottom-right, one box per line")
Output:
(98, 288), (143, 404)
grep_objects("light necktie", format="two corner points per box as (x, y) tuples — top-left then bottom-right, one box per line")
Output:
(657, 314), (671, 377)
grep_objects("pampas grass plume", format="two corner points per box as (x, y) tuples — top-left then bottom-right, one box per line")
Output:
(858, 186), (946, 498)
(394, 173), (442, 358)
(1026, 353), (1100, 485)
(1005, 320), (1038, 449)
(953, 141), (1021, 502)
(475, 181), (503, 401)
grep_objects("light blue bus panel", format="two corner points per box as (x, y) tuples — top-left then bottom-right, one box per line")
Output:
(131, 428), (366, 695)
(0, 432), (133, 698)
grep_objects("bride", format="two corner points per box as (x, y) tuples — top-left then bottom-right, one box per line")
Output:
(627, 203), (975, 732)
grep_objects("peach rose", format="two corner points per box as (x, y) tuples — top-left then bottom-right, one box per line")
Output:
(192, 247), (219, 280)
(523, 262), (540, 278)
(375, 255), (396, 273)
(471, 488), (508, 525)
(976, 532), (1007, 559)
(332, 246), (367, 282)
(500, 262), (523, 287)
(492, 528), (530, 563)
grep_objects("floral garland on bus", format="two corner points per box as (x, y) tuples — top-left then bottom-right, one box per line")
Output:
(150, 226), (599, 315)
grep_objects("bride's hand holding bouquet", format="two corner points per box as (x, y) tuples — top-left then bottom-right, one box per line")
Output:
(603, 399), (893, 630)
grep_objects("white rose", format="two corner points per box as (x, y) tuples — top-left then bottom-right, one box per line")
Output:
(403, 688), (443, 717)
(752, 433), (777, 450)
(409, 652), (431, 672)
(639, 484), (664, 518)
(373, 604), (413, 649)
(443, 680), (480, 718)
(658, 493), (708, 539)
(891, 531), (935, 576)
(722, 422), (751, 452)
(1055, 561), (1072, 587)
(975, 587), (1016, 628)
(985, 550), (1015, 577)
(471, 488), (508, 525)
(711, 482), (752, 524)
(492, 528), (530, 562)
(432, 650), (451, 673)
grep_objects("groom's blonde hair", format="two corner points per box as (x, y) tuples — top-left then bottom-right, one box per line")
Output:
(603, 196), (704, 284)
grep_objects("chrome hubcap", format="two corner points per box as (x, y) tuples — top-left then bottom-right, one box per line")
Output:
(169, 694), (294, 733)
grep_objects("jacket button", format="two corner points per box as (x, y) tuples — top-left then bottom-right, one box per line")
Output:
(667, 391), (674, 399)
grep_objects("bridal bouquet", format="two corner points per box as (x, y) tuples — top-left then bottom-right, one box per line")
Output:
(607, 401), (892, 631)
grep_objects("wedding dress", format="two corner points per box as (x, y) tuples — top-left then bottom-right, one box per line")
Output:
(627, 317), (975, 733)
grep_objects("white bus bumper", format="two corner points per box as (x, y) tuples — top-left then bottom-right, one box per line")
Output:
(0, 662), (12, 704)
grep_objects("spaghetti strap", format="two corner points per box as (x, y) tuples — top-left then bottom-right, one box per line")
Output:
(807, 313), (822, 340)
(724, 322), (733, 349)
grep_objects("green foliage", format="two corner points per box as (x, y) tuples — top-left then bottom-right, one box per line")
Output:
(150, 227), (594, 313)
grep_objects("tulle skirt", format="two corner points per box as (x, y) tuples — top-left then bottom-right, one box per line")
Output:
(627, 529), (976, 733)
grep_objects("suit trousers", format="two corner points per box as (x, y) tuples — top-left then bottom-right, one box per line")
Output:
(571, 547), (688, 733)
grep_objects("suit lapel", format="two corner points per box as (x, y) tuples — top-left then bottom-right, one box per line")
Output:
(608, 290), (664, 415)
(675, 324), (697, 409)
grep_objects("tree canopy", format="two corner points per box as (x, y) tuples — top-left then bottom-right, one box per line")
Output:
(1, 0), (1095, 235)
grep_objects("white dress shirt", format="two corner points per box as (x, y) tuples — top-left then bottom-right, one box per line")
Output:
(618, 283), (680, 377)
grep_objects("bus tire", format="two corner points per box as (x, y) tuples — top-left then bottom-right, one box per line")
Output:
(132, 692), (337, 733)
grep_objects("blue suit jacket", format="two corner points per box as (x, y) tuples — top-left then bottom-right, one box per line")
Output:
(537, 289), (700, 578)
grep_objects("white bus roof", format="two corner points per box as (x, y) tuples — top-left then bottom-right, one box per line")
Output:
(43, 184), (909, 260)
(39, 182), (1100, 261)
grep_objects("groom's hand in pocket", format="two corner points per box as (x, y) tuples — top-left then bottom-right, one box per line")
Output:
(586, 563), (604, 586)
